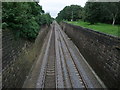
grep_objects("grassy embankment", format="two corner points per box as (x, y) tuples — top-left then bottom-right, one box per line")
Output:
(67, 21), (120, 37)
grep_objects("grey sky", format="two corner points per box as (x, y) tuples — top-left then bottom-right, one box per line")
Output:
(39, 0), (88, 18)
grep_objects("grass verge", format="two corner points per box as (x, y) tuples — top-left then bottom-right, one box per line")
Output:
(67, 20), (120, 37)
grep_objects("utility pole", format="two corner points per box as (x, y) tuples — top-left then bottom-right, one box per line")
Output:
(71, 11), (73, 21)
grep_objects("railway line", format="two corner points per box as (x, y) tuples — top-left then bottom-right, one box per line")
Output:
(24, 21), (106, 88)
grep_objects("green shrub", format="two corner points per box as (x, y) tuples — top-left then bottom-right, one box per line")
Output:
(2, 2), (52, 40)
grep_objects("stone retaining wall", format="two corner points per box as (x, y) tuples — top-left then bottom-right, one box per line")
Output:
(2, 25), (49, 88)
(60, 22), (120, 88)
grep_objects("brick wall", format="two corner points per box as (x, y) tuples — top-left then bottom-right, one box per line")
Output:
(60, 22), (120, 88)
(2, 26), (49, 88)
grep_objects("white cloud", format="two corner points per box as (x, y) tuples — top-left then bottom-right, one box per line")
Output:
(39, 0), (88, 18)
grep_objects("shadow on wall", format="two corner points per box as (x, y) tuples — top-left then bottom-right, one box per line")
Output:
(60, 22), (120, 89)
(2, 25), (49, 88)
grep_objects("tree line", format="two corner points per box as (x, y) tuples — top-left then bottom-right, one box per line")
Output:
(2, 2), (53, 40)
(56, 2), (120, 25)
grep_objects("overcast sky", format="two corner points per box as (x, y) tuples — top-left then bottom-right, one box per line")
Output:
(38, 0), (88, 18)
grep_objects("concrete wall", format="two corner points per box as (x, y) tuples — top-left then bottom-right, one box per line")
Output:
(2, 25), (49, 88)
(60, 22), (120, 88)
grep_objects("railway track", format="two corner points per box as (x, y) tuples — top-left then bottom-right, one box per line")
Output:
(29, 21), (106, 88)
(56, 24), (87, 88)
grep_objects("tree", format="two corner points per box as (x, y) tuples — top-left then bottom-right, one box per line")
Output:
(84, 2), (103, 24)
(56, 5), (83, 22)
(2, 2), (52, 39)
(40, 13), (52, 25)
(83, 2), (120, 25)
(103, 2), (120, 25)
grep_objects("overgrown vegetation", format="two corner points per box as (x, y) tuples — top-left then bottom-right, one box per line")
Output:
(2, 2), (52, 40)
(68, 20), (120, 37)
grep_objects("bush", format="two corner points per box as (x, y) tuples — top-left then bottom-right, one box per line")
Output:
(2, 2), (52, 40)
